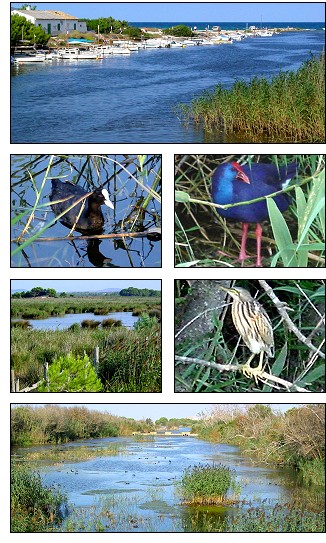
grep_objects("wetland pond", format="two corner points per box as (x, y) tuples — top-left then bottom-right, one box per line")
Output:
(12, 433), (321, 532)
(15, 311), (139, 330)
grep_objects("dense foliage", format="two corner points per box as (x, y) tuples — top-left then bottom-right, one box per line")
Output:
(81, 16), (141, 38)
(12, 287), (57, 298)
(11, 14), (50, 46)
(162, 24), (193, 37)
(11, 405), (154, 445)
(119, 287), (160, 297)
(194, 404), (325, 484)
(11, 463), (67, 532)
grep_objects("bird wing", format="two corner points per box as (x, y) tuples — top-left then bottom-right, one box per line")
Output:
(257, 309), (274, 357)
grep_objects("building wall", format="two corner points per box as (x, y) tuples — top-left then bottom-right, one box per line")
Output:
(11, 10), (87, 36)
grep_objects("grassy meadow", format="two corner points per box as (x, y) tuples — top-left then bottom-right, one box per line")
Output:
(11, 296), (161, 392)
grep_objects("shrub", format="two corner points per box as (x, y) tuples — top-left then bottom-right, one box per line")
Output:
(37, 353), (103, 392)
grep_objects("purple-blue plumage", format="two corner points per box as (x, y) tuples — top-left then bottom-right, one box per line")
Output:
(212, 161), (297, 223)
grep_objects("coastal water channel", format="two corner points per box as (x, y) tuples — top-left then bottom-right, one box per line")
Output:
(11, 30), (324, 143)
(12, 433), (316, 532)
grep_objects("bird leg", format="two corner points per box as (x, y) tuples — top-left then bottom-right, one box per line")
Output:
(238, 222), (249, 263)
(240, 351), (265, 384)
(255, 223), (263, 267)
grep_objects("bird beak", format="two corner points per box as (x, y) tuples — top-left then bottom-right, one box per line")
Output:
(101, 188), (114, 209)
(231, 162), (250, 184)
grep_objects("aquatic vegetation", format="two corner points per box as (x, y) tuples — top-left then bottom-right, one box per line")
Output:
(179, 54), (325, 143)
(179, 463), (237, 504)
(22, 443), (123, 464)
(11, 462), (68, 532)
(225, 503), (325, 532)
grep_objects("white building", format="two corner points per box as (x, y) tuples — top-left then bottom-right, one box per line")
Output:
(11, 7), (87, 36)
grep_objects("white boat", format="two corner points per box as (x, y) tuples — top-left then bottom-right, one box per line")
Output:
(111, 47), (131, 55)
(169, 41), (185, 48)
(257, 31), (274, 37)
(144, 39), (164, 48)
(57, 48), (104, 59)
(13, 53), (46, 63)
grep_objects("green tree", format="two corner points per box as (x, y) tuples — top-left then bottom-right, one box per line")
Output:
(162, 25), (193, 37)
(11, 14), (50, 46)
(38, 354), (103, 392)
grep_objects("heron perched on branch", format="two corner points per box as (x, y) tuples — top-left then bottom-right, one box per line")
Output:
(217, 285), (274, 381)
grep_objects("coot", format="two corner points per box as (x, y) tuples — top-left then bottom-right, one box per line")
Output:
(50, 179), (114, 233)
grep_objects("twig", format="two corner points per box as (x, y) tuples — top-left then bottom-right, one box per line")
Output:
(175, 355), (309, 392)
(258, 280), (325, 360)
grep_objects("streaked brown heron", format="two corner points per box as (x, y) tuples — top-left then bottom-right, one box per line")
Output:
(218, 285), (274, 380)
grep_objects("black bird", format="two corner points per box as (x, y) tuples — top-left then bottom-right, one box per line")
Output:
(50, 179), (114, 233)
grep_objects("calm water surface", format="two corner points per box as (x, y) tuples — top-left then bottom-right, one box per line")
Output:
(11, 31), (325, 143)
(13, 434), (314, 532)
(23, 311), (138, 330)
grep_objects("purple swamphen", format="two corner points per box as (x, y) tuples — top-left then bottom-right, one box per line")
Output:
(211, 161), (298, 266)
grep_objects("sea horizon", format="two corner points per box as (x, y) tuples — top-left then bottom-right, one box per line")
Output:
(129, 21), (324, 31)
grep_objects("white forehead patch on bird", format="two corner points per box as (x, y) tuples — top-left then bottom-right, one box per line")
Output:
(102, 188), (114, 209)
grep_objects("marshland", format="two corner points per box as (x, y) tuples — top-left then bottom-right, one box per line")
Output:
(11, 404), (325, 533)
(11, 284), (161, 392)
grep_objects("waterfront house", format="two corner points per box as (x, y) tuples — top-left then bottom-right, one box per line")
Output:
(11, 6), (87, 36)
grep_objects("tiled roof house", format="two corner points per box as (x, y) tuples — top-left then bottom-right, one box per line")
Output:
(11, 7), (87, 36)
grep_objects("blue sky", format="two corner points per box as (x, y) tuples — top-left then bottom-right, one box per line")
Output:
(11, 3), (325, 22)
(21, 404), (300, 420)
(11, 279), (161, 292)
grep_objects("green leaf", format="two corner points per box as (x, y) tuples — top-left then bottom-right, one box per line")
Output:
(263, 343), (287, 392)
(297, 364), (325, 386)
(175, 190), (190, 203)
(267, 198), (298, 267)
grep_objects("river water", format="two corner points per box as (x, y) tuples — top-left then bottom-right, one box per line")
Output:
(11, 31), (324, 143)
(13, 434), (315, 532)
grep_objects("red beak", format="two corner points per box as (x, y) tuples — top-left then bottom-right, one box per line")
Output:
(231, 162), (250, 184)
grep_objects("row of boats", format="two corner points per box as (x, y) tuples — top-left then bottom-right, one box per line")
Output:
(11, 31), (275, 63)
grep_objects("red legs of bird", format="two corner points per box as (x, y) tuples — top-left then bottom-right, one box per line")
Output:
(218, 222), (264, 267)
(255, 223), (263, 267)
(238, 222), (249, 263)
(237, 222), (263, 267)
(240, 351), (265, 384)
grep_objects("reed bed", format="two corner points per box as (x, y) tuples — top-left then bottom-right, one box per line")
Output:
(11, 296), (160, 319)
(11, 323), (161, 392)
(179, 463), (236, 505)
(11, 463), (68, 532)
(178, 54), (325, 143)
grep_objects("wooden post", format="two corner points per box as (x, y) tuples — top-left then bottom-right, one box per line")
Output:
(44, 362), (49, 391)
(11, 369), (15, 392)
(93, 346), (99, 368)
(15, 378), (20, 392)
